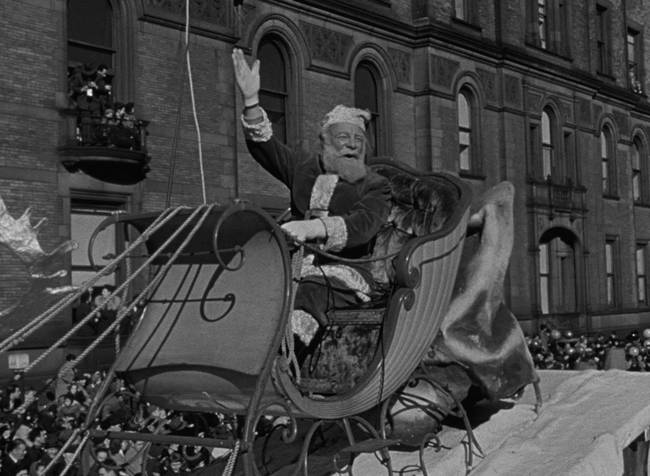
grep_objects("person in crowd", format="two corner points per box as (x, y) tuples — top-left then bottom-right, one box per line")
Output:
(94, 64), (113, 108)
(36, 391), (58, 433)
(3, 384), (23, 413)
(38, 434), (63, 472)
(86, 370), (104, 402)
(55, 354), (77, 400)
(24, 426), (47, 469)
(94, 286), (123, 324)
(87, 445), (116, 476)
(68, 381), (89, 409)
(0, 423), (12, 452)
(160, 451), (186, 475)
(1, 438), (29, 475)
(232, 48), (392, 347)
(57, 393), (82, 423)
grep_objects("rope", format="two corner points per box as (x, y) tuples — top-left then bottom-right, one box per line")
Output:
(23, 205), (212, 373)
(68, 205), (216, 370)
(0, 206), (184, 354)
(60, 431), (90, 476)
(222, 439), (241, 476)
(115, 252), (133, 355)
(184, 0), (207, 204)
(40, 428), (81, 475)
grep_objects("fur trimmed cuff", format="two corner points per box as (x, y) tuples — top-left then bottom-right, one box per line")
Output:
(320, 216), (347, 251)
(241, 108), (273, 142)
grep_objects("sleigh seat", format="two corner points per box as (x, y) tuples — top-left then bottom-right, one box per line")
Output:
(297, 158), (471, 394)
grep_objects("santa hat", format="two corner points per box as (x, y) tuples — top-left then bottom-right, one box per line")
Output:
(320, 105), (371, 132)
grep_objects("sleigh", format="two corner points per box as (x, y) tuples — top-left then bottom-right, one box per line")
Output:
(64, 157), (470, 474)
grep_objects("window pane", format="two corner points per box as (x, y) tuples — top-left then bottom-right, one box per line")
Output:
(628, 31), (636, 60)
(639, 277), (647, 303)
(541, 111), (551, 143)
(67, 44), (113, 69)
(538, 0), (547, 49)
(67, 0), (113, 68)
(455, 0), (465, 19)
(258, 37), (288, 143)
(540, 276), (549, 314)
(459, 147), (470, 170)
(633, 173), (641, 201)
(458, 93), (470, 128)
(542, 147), (552, 178)
(354, 62), (381, 154)
(68, 0), (112, 47)
(607, 277), (614, 304)
(355, 64), (378, 113)
(259, 91), (285, 113)
(633, 142), (641, 169)
(459, 130), (470, 146)
(637, 246), (646, 275)
(600, 131), (608, 158)
(259, 41), (286, 92)
(539, 243), (549, 274)
(71, 213), (114, 267)
(605, 243), (613, 272)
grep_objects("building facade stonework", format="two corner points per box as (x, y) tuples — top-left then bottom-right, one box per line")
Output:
(2, 0), (650, 355)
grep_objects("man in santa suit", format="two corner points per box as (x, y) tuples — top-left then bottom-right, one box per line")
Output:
(232, 48), (391, 344)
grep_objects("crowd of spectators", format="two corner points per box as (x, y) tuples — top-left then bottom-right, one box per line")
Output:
(0, 354), (246, 475)
(66, 64), (142, 150)
(526, 325), (650, 371)
(1, 325), (648, 474)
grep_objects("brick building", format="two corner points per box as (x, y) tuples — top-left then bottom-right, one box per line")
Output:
(2, 0), (650, 373)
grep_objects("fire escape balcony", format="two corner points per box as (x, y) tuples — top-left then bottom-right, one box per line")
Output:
(58, 108), (151, 185)
(527, 177), (588, 220)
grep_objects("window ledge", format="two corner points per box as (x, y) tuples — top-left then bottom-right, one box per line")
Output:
(603, 193), (620, 201)
(524, 42), (572, 62)
(633, 201), (650, 209)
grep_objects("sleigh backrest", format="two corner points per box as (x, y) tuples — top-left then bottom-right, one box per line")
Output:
(368, 158), (463, 286)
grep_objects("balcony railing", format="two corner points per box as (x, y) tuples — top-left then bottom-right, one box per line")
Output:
(59, 108), (150, 185)
(527, 177), (588, 218)
(58, 64), (151, 185)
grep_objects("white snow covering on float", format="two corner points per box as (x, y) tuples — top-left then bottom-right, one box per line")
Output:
(352, 369), (650, 475)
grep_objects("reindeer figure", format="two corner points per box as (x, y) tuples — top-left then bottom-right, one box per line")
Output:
(0, 196), (77, 318)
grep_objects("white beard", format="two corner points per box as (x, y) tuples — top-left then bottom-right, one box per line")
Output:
(321, 144), (367, 183)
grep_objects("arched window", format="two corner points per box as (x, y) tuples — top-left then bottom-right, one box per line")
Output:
(457, 87), (481, 174)
(601, 126), (616, 196)
(354, 61), (383, 156)
(258, 37), (289, 144)
(632, 137), (645, 203)
(67, 0), (114, 69)
(538, 228), (578, 314)
(541, 109), (554, 180)
(66, 0), (135, 102)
